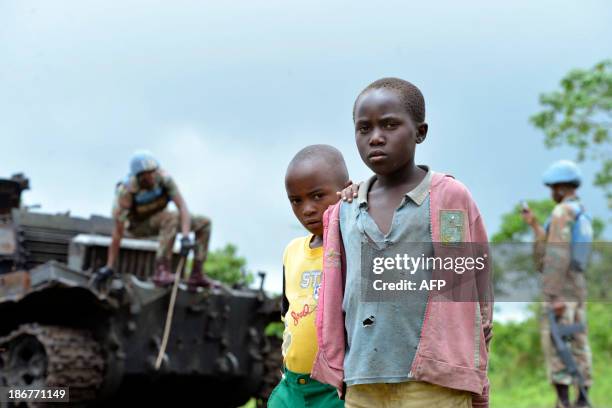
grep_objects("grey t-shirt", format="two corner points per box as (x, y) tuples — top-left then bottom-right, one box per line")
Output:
(341, 166), (434, 386)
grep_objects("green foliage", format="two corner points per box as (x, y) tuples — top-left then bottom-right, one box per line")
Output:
(492, 198), (609, 300)
(586, 242), (612, 301)
(492, 199), (556, 243)
(592, 217), (605, 239)
(490, 200), (555, 294)
(489, 304), (544, 380)
(239, 399), (256, 408)
(529, 60), (612, 205)
(201, 243), (254, 286)
(491, 197), (605, 242)
(265, 322), (284, 339)
(490, 303), (612, 408)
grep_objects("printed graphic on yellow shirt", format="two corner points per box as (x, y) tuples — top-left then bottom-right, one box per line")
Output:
(300, 270), (322, 300)
(281, 235), (323, 374)
(289, 301), (317, 327)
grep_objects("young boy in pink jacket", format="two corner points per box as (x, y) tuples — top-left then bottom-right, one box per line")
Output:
(311, 78), (493, 407)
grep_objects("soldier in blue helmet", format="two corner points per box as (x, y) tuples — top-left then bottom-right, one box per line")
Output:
(96, 151), (215, 288)
(522, 160), (593, 408)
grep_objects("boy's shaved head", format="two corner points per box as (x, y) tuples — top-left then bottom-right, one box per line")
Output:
(286, 144), (349, 188)
(354, 77), (426, 124)
(285, 144), (349, 237)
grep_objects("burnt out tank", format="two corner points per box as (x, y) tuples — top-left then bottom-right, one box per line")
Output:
(0, 174), (282, 407)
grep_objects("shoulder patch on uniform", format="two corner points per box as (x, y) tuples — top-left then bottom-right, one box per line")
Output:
(440, 210), (465, 244)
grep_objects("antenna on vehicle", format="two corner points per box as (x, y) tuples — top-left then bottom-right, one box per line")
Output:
(258, 271), (266, 293)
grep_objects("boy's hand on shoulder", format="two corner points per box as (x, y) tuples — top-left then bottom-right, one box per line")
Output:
(337, 181), (360, 203)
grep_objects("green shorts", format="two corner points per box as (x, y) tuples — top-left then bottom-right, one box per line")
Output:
(267, 368), (344, 408)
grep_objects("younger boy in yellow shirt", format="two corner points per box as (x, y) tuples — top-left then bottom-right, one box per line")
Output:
(268, 145), (349, 408)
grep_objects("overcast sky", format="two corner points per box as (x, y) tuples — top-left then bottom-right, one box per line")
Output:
(1, 0), (610, 295)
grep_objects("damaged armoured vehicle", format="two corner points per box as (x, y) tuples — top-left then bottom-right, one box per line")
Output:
(0, 174), (282, 407)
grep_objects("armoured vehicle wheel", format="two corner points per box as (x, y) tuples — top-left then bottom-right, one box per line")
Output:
(0, 324), (105, 407)
(1, 333), (48, 389)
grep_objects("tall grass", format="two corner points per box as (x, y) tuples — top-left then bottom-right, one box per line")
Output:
(490, 303), (612, 408)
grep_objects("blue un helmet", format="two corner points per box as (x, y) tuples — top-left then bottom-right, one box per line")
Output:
(129, 150), (159, 176)
(542, 160), (582, 187)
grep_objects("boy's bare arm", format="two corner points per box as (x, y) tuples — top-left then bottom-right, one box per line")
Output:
(281, 266), (289, 318)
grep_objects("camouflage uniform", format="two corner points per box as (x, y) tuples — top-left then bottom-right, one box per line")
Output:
(112, 170), (211, 264)
(534, 197), (592, 386)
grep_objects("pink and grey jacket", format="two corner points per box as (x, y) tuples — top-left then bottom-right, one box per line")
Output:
(311, 172), (493, 408)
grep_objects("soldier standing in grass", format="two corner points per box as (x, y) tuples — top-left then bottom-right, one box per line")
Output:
(522, 160), (593, 408)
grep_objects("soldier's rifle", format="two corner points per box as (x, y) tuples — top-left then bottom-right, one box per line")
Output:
(547, 308), (592, 408)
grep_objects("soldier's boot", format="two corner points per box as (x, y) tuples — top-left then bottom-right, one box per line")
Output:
(554, 384), (570, 408)
(152, 258), (175, 287)
(573, 386), (590, 408)
(187, 260), (217, 289)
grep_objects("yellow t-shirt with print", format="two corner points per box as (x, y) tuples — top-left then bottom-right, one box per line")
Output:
(281, 235), (323, 374)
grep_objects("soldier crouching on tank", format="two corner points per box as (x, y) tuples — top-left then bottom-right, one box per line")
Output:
(94, 151), (215, 288)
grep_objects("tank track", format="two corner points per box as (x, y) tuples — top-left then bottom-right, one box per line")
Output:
(0, 324), (105, 404)
(256, 335), (283, 407)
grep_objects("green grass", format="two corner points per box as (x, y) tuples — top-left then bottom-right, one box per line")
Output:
(239, 399), (256, 408)
(490, 303), (612, 408)
(491, 359), (612, 407)
(241, 303), (612, 408)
